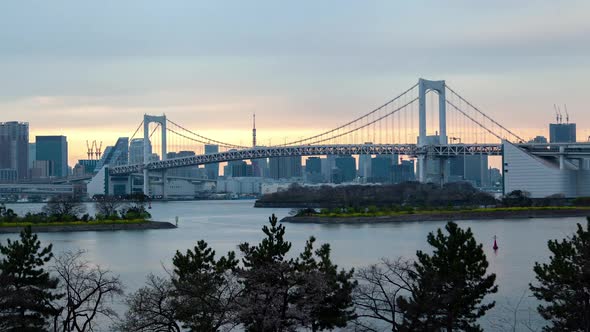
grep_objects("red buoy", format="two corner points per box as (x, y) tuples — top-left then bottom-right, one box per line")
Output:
(493, 235), (499, 251)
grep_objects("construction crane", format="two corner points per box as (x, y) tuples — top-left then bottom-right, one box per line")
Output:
(96, 141), (103, 159)
(564, 104), (569, 124)
(86, 140), (92, 159)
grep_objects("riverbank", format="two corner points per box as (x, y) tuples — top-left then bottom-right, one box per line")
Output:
(0, 220), (177, 233)
(281, 208), (590, 224)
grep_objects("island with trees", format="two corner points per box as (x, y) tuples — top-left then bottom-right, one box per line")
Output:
(255, 182), (590, 223)
(0, 195), (176, 233)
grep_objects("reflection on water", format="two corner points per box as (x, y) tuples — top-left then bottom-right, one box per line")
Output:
(0, 200), (584, 330)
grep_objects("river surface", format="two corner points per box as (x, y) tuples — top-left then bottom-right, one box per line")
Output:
(0, 200), (585, 331)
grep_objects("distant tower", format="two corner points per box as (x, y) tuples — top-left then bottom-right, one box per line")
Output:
(252, 113), (257, 148)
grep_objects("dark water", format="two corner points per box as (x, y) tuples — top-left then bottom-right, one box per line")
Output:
(1, 200), (584, 330)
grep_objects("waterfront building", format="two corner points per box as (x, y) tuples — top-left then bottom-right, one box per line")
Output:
(204, 144), (220, 179)
(0, 169), (17, 183)
(36, 135), (68, 177)
(31, 160), (54, 178)
(0, 121), (29, 180)
(550, 123), (576, 143)
(28, 143), (36, 169)
(129, 138), (151, 164)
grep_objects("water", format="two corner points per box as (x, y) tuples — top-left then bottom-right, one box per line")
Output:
(1, 200), (585, 330)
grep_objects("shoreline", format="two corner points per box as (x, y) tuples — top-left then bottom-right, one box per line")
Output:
(0, 221), (177, 234)
(281, 209), (590, 224)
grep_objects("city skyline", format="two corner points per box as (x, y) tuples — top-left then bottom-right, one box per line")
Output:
(1, 1), (590, 161)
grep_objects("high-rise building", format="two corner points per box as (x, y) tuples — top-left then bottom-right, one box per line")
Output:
(370, 156), (393, 183)
(305, 157), (323, 183)
(449, 154), (489, 187)
(36, 135), (68, 177)
(224, 160), (253, 177)
(28, 143), (36, 169)
(549, 123), (576, 143)
(204, 144), (219, 179)
(129, 138), (151, 164)
(335, 155), (356, 183)
(358, 154), (372, 181)
(529, 136), (548, 144)
(269, 156), (302, 179)
(94, 137), (128, 172)
(393, 160), (415, 183)
(0, 121), (29, 180)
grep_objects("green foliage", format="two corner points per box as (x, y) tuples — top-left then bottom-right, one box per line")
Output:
(238, 214), (356, 331)
(0, 226), (62, 331)
(397, 222), (497, 331)
(530, 218), (590, 331)
(296, 237), (357, 331)
(502, 190), (533, 207)
(172, 240), (239, 331)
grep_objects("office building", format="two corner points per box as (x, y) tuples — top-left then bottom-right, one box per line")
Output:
(94, 137), (128, 172)
(449, 155), (489, 187)
(358, 154), (372, 181)
(36, 135), (68, 177)
(269, 156), (302, 179)
(393, 160), (415, 183)
(129, 138), (151, 164)
(334, 155), (356, 183)
(28, 143), (36, 169)
(0, 169), (17, 183)
(370, 156), (393, 183)
(550, 123), (576, 143)
(204, 144), (220, 179)
(305, 157), (323, 183)
(529, 136), (548, 144)
(224, 160), (253, 177)
(0, 121), (29, 180)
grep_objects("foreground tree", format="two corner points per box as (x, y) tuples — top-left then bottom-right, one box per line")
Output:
(52, 250), (123, 332)
(238, 215), (356, 331)
(0, 226), (61, 331)
(172, 240), (241, 331)
(530, 218), (590, 332)
(117, 274), (180, 332)
(238, 214), (300, 331)
(43, 195), (86, 220)
(295, 237), (356, 331)
(353, 258), (415, 331)
(397, 221), (497, 331)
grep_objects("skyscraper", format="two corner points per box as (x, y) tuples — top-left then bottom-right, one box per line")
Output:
(129, 138), (151, 164)
(305, 157), (323, 183)
(36, 135), (68, 177)
(93, 137), (128, 172)
(269, 156), (302, 179)
(335, 155), (356, 183)
(549, 123), (576, 143)
(204, 144), (220, 179)
(0, 121), (29, 180)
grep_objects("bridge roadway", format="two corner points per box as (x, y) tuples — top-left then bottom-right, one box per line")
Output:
(108, 142), (590, 176)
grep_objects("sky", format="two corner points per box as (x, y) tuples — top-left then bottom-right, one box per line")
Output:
(1, 1), (589, 163)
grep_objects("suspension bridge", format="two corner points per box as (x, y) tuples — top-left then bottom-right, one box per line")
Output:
(103, 78), (590, 198)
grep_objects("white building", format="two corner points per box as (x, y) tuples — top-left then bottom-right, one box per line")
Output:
(503, 141), (590, 198)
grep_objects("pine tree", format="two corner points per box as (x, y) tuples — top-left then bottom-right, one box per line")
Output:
(0, 226), (61, 331)
(237, 214), (298, 331)
(172, 240), (240, 331)
(397, 221), (497, 331)
(295, 237), (357, 331)
(530, 218), (590, 332)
